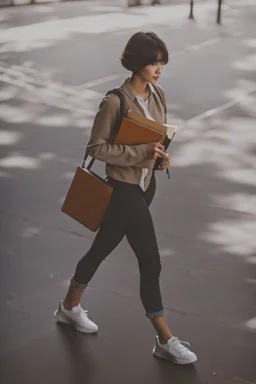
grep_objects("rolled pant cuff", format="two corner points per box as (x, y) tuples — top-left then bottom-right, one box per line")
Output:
(145, 309), (165, 319)
(70, 277), (88, 290)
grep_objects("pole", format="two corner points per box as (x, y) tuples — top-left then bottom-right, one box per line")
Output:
(217, 0), (223, 24)
(189, 0), (194, 20)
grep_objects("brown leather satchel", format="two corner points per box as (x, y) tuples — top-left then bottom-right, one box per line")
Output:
(61, 156), (113, 232)
(61, 89), (125, 232)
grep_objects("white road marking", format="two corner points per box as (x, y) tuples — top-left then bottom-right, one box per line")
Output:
(186, 88), (256, 124)
(187, 38), (222, 51)
(77, 73), (124, 90)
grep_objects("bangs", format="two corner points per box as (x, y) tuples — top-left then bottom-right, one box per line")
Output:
(156, 50), (168, 64)
(146, 49), (168, 66)
(139, 47), (169, 68)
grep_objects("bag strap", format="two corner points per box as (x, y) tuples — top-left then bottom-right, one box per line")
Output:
(82, 89), (125, 170)
(106, 89), (125, 142)
(152, 84), (167, 114)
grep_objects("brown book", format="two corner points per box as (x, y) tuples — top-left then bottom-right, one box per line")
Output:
(113, 111), (176, 145)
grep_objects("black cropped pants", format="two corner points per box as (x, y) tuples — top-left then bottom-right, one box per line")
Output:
(72, 173), (164, 318)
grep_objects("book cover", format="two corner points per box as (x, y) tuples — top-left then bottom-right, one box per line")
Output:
(113, 116), (165, 145)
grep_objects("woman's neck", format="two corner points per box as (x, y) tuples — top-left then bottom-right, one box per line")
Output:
(129, 74), (149, 100)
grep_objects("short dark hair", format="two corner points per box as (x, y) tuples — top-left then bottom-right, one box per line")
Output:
(120, 32), (169, 72)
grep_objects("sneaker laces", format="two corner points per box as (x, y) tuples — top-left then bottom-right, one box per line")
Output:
(77, 309), (89, 321)
(171, 337), (191, 354)
(81, 309), (88, 319)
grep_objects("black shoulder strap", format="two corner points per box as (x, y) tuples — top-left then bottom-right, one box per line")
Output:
(105, 89), (125, 142)
(82, 88), (125, 170)
(152, 84), (167, 114)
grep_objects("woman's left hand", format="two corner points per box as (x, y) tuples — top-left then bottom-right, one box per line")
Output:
(158, 154), (171, 171)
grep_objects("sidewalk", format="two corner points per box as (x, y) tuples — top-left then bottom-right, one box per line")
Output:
(0, 1), (255, 383)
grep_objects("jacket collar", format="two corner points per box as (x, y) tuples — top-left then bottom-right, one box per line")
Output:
(120, 78), (155, 102)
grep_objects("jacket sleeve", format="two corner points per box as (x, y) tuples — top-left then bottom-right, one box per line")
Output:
(132, 158), (156, 169)
(86, 93), (151, 167)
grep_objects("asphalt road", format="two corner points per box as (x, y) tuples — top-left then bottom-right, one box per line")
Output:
(0, 1), (256, 383)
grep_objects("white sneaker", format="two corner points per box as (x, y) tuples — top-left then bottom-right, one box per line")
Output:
(153, 336), (198, 365)
(54, 301), (98, 333)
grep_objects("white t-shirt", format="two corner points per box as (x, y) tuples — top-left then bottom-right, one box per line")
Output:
(136, 96), (155, 191)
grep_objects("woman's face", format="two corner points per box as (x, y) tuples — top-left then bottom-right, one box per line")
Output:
(137, 59), (164, 84)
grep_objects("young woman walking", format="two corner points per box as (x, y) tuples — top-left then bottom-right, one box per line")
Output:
(54, 32), (197, 365)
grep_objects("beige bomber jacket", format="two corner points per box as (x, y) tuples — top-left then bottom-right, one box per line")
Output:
(86, 78), (167, 191)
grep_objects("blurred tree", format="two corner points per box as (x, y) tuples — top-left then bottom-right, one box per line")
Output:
(217, 0), (223, 24)
(151, 0), (161, 4)
(189, 0), (194, 20)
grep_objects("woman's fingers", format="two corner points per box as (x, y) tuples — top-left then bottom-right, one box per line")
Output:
(148, 142), (170, 161)
(159, 163), (170, 170)
(153, 152), (162, 159)
(158, 157), (171, 170)
(156, 142), (165, 150)
(159, 164), (169, 170)
(153, 148), (169, 160)
(161, 157), (171, 165)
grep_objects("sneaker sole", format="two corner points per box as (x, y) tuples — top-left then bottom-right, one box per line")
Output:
(54, 310), (98, 334)
(153, 347), (197, 365)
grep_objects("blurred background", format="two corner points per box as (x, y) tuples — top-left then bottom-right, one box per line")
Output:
(0, 1), (256, 384)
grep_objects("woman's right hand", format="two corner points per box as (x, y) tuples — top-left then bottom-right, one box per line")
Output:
(147, 142), (169, 161)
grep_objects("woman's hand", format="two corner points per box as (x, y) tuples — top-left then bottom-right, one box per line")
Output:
(147, 142), (169, 161)
(158, 155), (171, 171)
